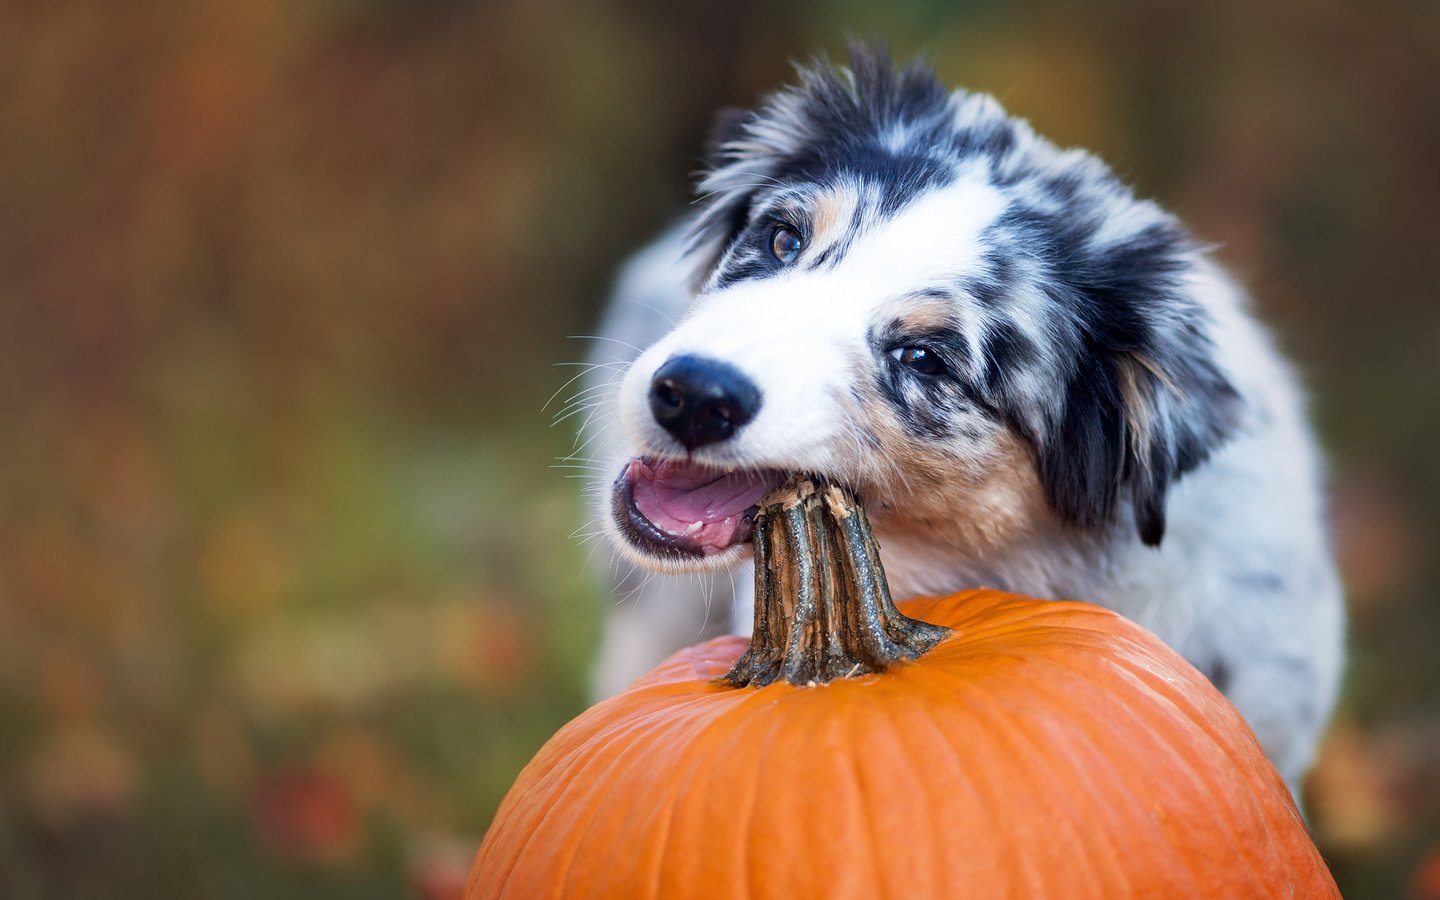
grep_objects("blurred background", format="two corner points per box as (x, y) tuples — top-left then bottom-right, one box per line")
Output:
(1, 0), (1436, 896)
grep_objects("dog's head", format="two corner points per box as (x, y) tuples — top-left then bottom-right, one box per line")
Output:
(606, 47), (1240, 585)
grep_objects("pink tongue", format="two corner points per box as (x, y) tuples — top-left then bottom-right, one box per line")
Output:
(629, 459), (783, 553)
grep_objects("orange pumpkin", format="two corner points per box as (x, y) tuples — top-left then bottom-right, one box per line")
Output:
(471, 480), (1336, 898)
(470, 589), (1336, 898)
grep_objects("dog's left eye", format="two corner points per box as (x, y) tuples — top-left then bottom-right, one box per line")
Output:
(769, 225), (803, 264)
(890, 345), (947, 376)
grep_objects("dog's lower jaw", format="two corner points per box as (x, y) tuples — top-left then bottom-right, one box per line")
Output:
(604, 478), (760, 576)
(608, 531), (755, 576)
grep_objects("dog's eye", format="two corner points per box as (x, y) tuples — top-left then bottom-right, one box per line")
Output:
(769, 225), (803, 264)
(890, 345), (947, 376)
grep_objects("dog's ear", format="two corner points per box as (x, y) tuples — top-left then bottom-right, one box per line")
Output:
(684, 102), (794, 286)
(703, 106), (753, 167)
(1036, 228), (1242, 546)
(682, 108), (763, 286)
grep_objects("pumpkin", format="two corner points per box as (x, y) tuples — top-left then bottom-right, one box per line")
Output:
(471, 479), (1337, 899)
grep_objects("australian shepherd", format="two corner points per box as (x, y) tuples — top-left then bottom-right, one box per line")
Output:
(578, 47), (1343, 791)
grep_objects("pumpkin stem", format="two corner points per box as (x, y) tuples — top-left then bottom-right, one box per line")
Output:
(723, 476), (950, 687)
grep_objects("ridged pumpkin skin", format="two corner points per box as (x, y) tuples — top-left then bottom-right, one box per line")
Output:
(471, 590), (1337, 899)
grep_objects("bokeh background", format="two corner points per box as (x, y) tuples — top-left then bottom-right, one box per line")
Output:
(1, 0), (1437, 896)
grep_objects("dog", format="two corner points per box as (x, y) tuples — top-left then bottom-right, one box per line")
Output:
(576, 47), (1343, 792)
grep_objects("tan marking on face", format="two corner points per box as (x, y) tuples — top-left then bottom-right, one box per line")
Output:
(882, 297), (958, 336)
(871, 429), (1050, 556)
(844, 368), (1053, 572)
(807, 184), (860, 256)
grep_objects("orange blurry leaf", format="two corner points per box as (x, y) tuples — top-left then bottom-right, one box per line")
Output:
(1411, 844), (1440, 900)
(251, 767), (360, 864)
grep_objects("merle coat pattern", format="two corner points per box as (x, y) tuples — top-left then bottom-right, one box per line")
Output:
(581, 48), (1343, 792)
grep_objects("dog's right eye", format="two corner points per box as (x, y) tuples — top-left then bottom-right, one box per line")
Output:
(890, 345), (947, 376)
(769, 226), (803, 264)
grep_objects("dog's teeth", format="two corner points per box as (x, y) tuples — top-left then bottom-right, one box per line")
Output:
(686, 521), (704, 534)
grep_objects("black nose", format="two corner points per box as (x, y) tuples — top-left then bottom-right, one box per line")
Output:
(649, 355), (762, 450)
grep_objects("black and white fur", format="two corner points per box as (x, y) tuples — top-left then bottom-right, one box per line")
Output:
(578, 48), (1343, 791)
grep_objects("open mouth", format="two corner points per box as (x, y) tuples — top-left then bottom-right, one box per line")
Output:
(612, 457), (788, 560)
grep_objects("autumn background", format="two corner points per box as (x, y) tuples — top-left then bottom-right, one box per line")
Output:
(1, 0), (1437, 897)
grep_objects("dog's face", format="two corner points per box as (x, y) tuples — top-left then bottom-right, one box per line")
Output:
(606, 49), (1240, 592)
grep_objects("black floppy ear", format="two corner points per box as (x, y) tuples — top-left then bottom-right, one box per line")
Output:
(1116, 347), (1240, 545)
(1036, 230), (1242, 546)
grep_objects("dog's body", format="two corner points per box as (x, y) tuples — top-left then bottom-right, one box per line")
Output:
(580, 50), (1343, 790)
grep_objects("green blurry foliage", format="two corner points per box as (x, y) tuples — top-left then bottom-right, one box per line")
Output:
(0, 0), (1436, 897)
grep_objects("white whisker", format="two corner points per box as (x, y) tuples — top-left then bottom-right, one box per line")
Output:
(567, 334), (647, 354)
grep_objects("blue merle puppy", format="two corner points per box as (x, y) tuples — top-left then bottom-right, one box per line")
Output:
(581, 47), (1343, 792)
